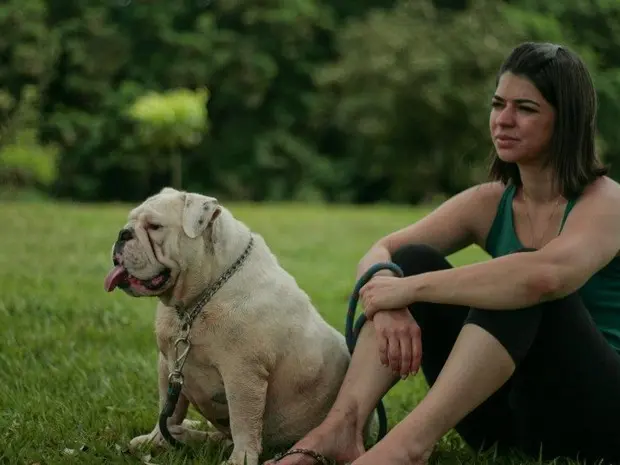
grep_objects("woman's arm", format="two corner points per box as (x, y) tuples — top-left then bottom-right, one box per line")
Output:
(409, 249), (555, 310)
(361, 177), (620, 315)
(357, 182), (504, 280)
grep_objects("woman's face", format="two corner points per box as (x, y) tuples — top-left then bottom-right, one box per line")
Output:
(489, 71), (555, 165)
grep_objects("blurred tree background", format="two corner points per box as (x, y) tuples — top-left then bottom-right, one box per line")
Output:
(1, 0), (619, 204)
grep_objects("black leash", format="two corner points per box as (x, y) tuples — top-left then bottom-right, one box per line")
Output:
(345, 262), (404, 443)
(159, 373), (184, 447)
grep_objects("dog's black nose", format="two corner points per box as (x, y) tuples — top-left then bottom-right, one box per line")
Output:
(118, 227), (134, 242)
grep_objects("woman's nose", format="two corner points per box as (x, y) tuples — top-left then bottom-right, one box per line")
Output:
(496, 107), (516, 126)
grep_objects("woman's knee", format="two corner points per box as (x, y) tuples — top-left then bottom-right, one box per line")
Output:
(460, 247), (544, 365)
(391, 243), (452, 277)
(464, 289), (590, 366)
(465, 306), (543, 365)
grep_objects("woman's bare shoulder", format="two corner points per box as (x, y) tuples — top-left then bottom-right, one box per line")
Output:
(580, 175), (620, 199)
(570, 176), (620, 233)
(469, 180), (508, 199)
(462, 181), (509, 247)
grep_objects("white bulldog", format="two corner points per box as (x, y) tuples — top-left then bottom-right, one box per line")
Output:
(103, 187), (351, 465)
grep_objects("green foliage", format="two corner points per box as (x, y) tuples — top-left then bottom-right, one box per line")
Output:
(313, 0), (520, 202)
(127, 88), (210, 148)
(0, 0), (618, 202)
(0, 143), (58, 186)
(0, 85), (59, 191)
(127, 88), (210, 189)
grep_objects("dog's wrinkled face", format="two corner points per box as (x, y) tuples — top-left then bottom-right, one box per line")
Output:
(104, 187), (221, 297)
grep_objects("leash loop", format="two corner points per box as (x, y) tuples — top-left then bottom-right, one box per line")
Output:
(173, 337), (191, 372)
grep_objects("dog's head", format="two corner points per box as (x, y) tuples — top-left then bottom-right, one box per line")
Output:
(104, 187), (221, 297)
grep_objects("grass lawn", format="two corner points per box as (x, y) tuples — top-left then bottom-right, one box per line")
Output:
(0, 200), (580, 465)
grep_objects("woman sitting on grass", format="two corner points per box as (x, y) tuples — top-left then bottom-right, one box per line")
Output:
(267, 42), (620, 465)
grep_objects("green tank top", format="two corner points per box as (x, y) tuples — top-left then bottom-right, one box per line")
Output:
(485, 184), (620, 353)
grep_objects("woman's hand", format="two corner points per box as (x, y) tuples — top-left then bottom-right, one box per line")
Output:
(359, 275), (414, 319)
(373, 309), (422, 378)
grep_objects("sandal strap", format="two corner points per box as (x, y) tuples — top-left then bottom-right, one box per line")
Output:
(273, 448), (330, 465)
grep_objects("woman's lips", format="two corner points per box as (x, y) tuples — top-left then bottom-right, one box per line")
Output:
(495, 135), (519, 148)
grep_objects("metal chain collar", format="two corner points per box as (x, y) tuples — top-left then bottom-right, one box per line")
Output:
(168, 234), (255, 386)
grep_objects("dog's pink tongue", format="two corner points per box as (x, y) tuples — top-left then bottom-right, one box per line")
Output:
(104, 265), (128, 292)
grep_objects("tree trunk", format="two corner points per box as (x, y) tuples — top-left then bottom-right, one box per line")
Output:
(171, 151), (182, 189)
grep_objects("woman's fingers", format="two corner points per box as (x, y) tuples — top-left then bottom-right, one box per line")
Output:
(398, 332), (412, 378)
(377, 327), (389, 367)
(411, 327), (422, 375)
(387, 335), (401, 374)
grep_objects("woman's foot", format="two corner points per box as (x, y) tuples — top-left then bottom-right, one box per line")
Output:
(351, 443), (433, 465)
(264, 410), (366, 465)
(350, 428), (434, 465)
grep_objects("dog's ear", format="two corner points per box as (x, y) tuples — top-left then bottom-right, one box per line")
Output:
(182, 193), (221, 239)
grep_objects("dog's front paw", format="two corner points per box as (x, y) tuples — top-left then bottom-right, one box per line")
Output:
(208, 430), (234, 449)
(128, 422), (209, 453)
(129, 429), (168, 452)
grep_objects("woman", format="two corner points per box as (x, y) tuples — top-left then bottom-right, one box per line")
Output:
(267, 42), (620, 465)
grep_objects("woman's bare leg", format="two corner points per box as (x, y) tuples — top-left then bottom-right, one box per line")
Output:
(264, 319), (400, 465)
(352, 323), (516, 464)
(267, 320), (516, 465)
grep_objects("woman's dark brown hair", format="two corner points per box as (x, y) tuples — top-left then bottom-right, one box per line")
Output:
(488, 42), (607, 198)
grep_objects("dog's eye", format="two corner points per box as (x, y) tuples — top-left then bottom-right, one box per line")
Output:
(147, 223), (162, 231)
